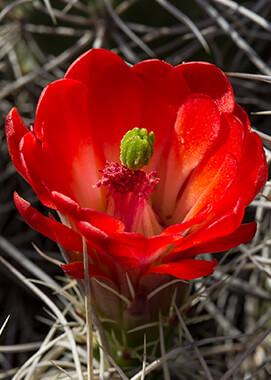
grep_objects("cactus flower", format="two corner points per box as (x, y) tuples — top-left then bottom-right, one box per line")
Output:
(5, 49), (268, 341)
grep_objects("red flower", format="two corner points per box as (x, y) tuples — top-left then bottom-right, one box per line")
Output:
(5, 49), (267, 328)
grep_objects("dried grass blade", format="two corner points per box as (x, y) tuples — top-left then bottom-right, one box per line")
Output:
(0, 342), (42, 353)
(213, 0), (271, 32)
(104, 0), (156, 58)
(83, 237), (94, 380)
(195, 0), (271, 75)
(226, 72), (271, 83)
(101, 349), (129, 380)
(155, 0), (210, 53)
(49, 360), (72, 379)
(0, 0), (32, 22)
(0, 32), (93, 101)
(93, 278), (131, 306)
(130, 332), (252, 380)
(220, 325), (271, 380)
(158, 312), (170, 380)
(24, 325), (58, 380)
(251, 110), (271, 116)
(43, 0), (57, 25)
(0, 315), (10, 336)
(141, 334), (147, 380)
(0, 236), (60, 287)
(174, 304), (213, 380)
(0, 256), (84, 380)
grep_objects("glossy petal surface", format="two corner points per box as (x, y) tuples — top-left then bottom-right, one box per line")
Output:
(176, 61), (235, 113)
(5, 108), (29, 179)
(148, 258), (217, 280)
(5, 49), (268, 328)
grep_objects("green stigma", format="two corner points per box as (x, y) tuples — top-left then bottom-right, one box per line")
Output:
(120, 127), (155, 170)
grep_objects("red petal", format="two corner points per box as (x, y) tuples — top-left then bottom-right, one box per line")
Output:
(187, 198), (245, 245)
(130, 59), (190, 168)
(176, 61), (235, 113)
(173, 153), (238, 223)
(166, 198), (245, 262)
(51, 191), (125, 234)
(19, 132), (56, 208)
(180, 222), (256, 257)
(172, 108), (248, 224)
(65, 49), (144, 162)
(147, 258), (217, 280)
(220, 113), (245, 162)
(235, 132), (268, 206)
(154, 94), (221, 219)
(162, 212), (206, 235)
(233, 103), (251, 135)
(107, 232), (183, 266)
(5, 107), (29, 179)
(65, 48), (127, 88)
(22, 79), (104, 210)
(77, 221), (108, 251)
(14, 192), (83, 251)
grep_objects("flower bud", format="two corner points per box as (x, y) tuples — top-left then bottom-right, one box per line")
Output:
(120, 127), (155, 170)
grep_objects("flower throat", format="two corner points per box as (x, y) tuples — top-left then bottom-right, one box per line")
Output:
(96, 128), (160, 234)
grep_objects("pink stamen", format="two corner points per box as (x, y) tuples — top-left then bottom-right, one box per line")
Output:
(96, 162), (159, 199)
(96, 162), (159, 232)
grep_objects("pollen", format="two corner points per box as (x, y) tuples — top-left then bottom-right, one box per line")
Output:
(96, 161), (159, 200)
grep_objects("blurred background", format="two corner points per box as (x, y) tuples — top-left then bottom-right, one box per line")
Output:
(0, 0), (271, 378)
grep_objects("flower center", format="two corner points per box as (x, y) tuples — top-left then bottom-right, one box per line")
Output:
(97, 162), (159, 200)
(96, 128), (162, 236)
(96, 162), (159, 233)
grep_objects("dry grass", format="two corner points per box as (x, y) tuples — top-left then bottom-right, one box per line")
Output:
(0, 0), (271, 378)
